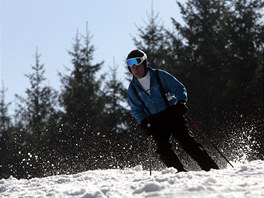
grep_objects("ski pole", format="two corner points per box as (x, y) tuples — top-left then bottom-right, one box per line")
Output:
(148, 137), (152, 175)
(186, 115), (234, 168)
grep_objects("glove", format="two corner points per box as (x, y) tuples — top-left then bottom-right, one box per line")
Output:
(175, 100), (188, 115)
(140, 118), (153, 136)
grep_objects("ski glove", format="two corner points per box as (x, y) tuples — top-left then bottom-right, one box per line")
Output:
(175, 100), (188, 116)
(140, 118), (153, 136)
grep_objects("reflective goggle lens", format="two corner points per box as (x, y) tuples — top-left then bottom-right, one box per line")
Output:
(126, 54), (147, 67)
(126, 57), (143, 67)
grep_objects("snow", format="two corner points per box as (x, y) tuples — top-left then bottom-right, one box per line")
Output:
(1, 160), (264, 198)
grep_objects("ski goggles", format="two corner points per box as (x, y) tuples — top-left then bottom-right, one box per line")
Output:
(126, 54), (147, 67)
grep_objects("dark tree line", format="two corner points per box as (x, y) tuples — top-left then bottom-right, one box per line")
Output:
(0, 0), (263, 179)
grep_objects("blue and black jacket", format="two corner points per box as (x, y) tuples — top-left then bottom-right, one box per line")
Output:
(128, 67), (188, 124)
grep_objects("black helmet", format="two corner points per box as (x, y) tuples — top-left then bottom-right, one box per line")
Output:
(126, 50), (148, 72)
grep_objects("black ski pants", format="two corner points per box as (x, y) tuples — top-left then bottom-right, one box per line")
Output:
(149, 106), (219, 172)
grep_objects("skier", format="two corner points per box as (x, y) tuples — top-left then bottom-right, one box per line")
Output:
(126, 49), (219, 172)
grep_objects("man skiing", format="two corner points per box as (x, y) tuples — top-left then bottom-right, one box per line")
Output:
(126, 49), (219, 172)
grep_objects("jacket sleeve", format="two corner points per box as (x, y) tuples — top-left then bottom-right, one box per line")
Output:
(128, 85), (148, 124)
(159, 70), (188, 102)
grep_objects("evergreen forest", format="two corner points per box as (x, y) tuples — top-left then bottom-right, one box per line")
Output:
(0, 0), (263, 179)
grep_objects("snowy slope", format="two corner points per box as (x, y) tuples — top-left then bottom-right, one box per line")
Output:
(0, 160), (263, 198)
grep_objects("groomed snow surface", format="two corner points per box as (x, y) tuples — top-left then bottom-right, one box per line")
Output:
(0, 160), (263, 198)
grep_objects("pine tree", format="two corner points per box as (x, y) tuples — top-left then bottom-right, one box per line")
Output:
(59, 29), (105, 171)
(15, 49), (59, 177)
(102, 65), (128, 133)
(100, 64), (140, 168)
(170, 0), (263, 124)
(169, 0), (231, 122)
(0, 83), (30, 179)
(0, 82), (11, 137)
(225, 0), (264, 159)
(132, 8), (169, 70)
(224, 0), (264, 114)
(0, 82), (12, 178)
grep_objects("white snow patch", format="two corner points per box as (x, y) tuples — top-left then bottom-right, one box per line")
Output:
(0, 160), (264, 197)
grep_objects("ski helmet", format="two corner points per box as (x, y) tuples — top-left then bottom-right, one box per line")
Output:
(126, 50), (148, 73)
